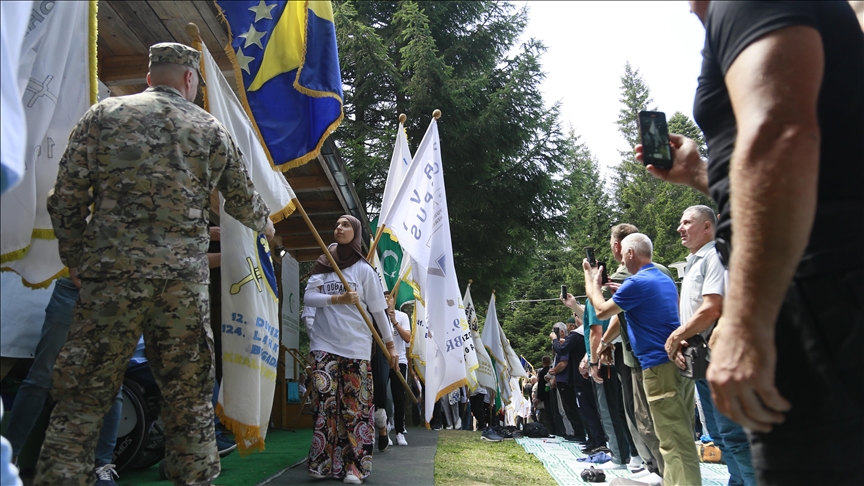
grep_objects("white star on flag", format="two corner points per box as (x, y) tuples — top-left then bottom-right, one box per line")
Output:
(235, 46), (254, 74)
(248, 0), (276, 23)
(238, 24), (266, 49)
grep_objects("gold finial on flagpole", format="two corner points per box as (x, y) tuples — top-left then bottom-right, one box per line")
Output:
(399, 113), (407, 124)
(468, 279), (473, 285)
(492, 289), (495, 294)
(185, 22), (201, 41)
(432, 109), (441, 119)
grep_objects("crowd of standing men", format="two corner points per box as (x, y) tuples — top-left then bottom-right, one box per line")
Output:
(537, 212), (754, 485)
(536, 2), (863, 485)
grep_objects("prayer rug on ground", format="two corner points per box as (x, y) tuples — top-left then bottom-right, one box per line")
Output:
(516, 437), (731, 486)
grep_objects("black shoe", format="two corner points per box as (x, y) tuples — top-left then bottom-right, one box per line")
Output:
(586, 445), (611, 455)
(580, 466), (606, 483)
(481, 427), (504, 442)
(378, 432), (390, 452)
(217, 437), (238, 458)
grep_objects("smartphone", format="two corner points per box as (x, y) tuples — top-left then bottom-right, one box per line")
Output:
(638, 110), (673, 170)
(561, 285), (567, 299)
(598, 261), (609, 284)
(585, 247), (597, 267)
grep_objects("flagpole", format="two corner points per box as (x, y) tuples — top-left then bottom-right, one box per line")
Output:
(293, 198), (418, 404)
(185, 23), (416, 406)
(390, 260), (414, 298)
(365, 113), (407, 262)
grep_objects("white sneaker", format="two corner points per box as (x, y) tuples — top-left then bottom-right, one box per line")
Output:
(628, 456), (644, 472)
(636, 472), (663, 486)
(374, 409), (387, 429)
(94, 464), (119, 485)
(630, 469), (651, 479)
(396, 433), (408, 446)
(387, 419), (394, 432)
(445, 425), (453, 430)
(455, 418), (462, 429)
(343, 473), (363, 484)
(388, 436), (393, 446)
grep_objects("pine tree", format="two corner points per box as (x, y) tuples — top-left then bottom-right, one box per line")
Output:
(333, 1), (569, 296)
(500, 132), (612, 365)
(612, 65), (716, 266)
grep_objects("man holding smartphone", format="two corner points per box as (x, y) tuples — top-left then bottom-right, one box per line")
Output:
(581, 233), (701, 486)
(642, 2), (863, 484)
(666, 206), (755, 486)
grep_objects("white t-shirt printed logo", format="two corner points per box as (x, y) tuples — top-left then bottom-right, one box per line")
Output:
(322, 280), (358, 296)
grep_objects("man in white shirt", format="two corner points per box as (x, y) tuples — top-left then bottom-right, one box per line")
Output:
(386, 292), (411, 445)
(667, 205), (755, 486)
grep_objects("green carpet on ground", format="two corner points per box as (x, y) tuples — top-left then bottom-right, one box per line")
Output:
(117, 429), (312, 486)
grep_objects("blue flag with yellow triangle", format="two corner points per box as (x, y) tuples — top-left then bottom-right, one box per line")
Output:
(217, 0), (343, 171)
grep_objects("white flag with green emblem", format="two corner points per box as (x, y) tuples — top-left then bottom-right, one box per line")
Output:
(387, 117), (478, 421)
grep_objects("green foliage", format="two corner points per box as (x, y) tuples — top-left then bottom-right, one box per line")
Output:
(334, 0), (569, 297)
(498, 133), (611, 367)
(610, 64), (715, 266)
(331, 9), (717, 367)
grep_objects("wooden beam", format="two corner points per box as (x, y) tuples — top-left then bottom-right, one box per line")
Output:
(107, 1), (174, 47)
(99, 53), (236, 86)
(287, 199), (344, 214)
(286, 176), (332, 192)
(278, 234), (335, 250)
(99, 55), (149, 86)
(277, 214), (336, 234)
(192, 0), (230, 47)
(290, 249), (328, 262)
(98, 2), (148, 56)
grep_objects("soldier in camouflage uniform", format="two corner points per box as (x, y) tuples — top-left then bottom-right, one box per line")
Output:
(38, 43), (273, 486)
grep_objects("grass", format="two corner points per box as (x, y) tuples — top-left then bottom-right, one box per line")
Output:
(434, 430), (557, 486)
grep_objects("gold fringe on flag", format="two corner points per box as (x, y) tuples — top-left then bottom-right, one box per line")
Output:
(215, 402), (265, 456)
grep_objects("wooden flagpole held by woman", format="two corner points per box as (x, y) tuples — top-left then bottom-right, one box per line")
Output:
(293, 199), (418, 404)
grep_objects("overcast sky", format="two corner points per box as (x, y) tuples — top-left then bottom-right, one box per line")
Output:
(518, 1), (707, 176)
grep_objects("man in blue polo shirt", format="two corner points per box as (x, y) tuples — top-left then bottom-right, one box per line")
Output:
(583, 233), (700, 486)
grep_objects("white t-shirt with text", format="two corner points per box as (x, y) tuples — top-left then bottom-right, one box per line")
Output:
(305, 262), (388, 360)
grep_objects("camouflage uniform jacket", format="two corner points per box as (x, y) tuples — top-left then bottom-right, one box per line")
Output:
(48, 85), (270, 284)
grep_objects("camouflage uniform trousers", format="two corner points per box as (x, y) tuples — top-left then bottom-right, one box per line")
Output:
(34, 278), (219, 486)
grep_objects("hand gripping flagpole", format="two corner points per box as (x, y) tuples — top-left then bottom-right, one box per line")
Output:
(185, 23), (416, 405)
(366, 113), (407, 262)
(293, 199), (418, 404)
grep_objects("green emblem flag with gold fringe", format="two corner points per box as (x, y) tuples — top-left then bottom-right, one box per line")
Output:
(387, 117), (479, 422)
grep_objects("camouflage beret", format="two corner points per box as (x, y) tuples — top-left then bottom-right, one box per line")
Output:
(149, 42), (206, 85)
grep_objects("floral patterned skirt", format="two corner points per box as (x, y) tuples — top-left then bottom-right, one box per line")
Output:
(308, 351), (375, 480)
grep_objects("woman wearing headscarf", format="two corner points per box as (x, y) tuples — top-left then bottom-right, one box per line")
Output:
(303, 215), (397, 485)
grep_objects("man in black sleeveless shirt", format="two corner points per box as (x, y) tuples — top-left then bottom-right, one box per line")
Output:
(639, 2), (863, 484)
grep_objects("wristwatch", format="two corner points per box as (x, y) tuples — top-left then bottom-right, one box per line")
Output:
(589, 362), (597, 368)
